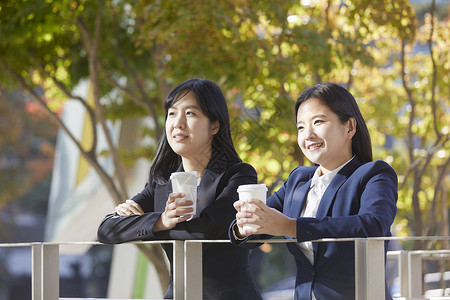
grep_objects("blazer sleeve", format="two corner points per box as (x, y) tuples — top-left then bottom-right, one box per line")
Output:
(154, 162), (257, 240)
(296, 161), (398, 242)
(97, 182), (165, 244)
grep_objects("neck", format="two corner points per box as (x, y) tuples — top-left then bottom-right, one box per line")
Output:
(181, 149), (212, 179)
(319, 155), (353, 175)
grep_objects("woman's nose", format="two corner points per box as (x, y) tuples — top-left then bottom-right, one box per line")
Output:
(173, 115), (186, 129)
(304, 126), (316, 139)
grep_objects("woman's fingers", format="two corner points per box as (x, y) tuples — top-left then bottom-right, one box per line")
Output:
(161, 193), (195, 228)
(154, 193), (196, 232)
(236, 209), (259, 234)
(115, 202), (133, 216)
(236, 211), (252, 219)
(167, 193), (191, 208)
(114, 200), (145, 216)
(168, 192), (185, 202)
(165, 205), (194, 218)
(237, 215), (258, 226)
(175, 199), (194, 207)
(235, 198), (273, 235)
(125, 200), (144, 215)
(233, 200), (244, 211)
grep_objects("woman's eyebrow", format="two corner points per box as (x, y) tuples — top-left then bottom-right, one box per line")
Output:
(169, 104), (200, 110)
(297, 113), (327, 122)
(184, 105), (200, 110)
(311, 114), (327, 119)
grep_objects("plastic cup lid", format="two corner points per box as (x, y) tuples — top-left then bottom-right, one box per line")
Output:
(170, 171), (198, 179)
(237, 184), (267, 192)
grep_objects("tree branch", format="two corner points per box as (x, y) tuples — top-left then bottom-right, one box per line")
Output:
(427, 0), (441, 139)
(77, 11), (129, 202)
(398, 139), (445, 190)
(110, 20), (162, 137)
(401, 39), (415, 164)
(425, 138), (450, 235)
(27, 51), (98, 156)
(75, 7), (169, 284)
(400, 37), (424, 243)
(73, 6), (169, 285)
(96, 60), (157, 114)
(136, 244), (169, 291)
(0, 57), (123, 205)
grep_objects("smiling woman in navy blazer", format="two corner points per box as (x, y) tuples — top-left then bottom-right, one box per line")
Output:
(98, 78), (261, 300)
(231, 83), (398, 300)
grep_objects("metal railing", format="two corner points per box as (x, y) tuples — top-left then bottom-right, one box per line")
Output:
(0, 236), (449, 300)
(387, 249), (450, 298)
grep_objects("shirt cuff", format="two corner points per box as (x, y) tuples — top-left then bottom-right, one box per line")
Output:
(232, 223), (246, 241)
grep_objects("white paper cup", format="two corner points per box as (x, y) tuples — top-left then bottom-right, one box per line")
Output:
(237, 184), (268, 231)
(170, 171), (198, 219)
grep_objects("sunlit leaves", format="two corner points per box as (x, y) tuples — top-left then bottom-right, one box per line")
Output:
(346, 0), (417, 42)
(0, 0), (448, 240)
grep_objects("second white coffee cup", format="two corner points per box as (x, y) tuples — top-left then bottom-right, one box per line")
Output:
(170, 171), (198, 219)
(237, 184), (268, 231)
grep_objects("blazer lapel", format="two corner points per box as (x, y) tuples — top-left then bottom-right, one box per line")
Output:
(315, 157), (362, 218)
(154, 182), (171, 212)
(165, 155), (229, 217)
(156, 164), (183, 212)
(196, 152), (232, 214)
(312, 157), (363, 263)
(287, 179), (312, 218)
(195, 169), (218, 215)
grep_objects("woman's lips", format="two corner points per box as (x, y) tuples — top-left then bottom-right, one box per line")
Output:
(307, 142), (323, 151)
(173, 134), (188, 142)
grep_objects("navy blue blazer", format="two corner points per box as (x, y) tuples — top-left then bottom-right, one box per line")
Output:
(232, 157), (398, 300)
(98, 154), (262, 300)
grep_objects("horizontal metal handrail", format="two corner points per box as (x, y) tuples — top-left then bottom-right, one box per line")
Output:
(1, 235), (445, 247)
(0, 236), (448, 300)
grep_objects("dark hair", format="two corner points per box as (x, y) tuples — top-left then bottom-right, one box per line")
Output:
(149, 78), (240, 184)
(294, 82), (373, 163)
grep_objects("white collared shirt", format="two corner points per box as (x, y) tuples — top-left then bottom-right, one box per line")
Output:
(298, 156), (355, 265)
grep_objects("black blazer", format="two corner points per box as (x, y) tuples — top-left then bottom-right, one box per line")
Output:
(98, 153), (262, 300)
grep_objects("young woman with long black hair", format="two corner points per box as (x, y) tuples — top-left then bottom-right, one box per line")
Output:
(98, 78), (261, 300)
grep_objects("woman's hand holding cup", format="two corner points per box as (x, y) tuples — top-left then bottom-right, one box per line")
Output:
(234, 198), (262, 237)
(233, 184), (268, 238)
(159, 193), (194, 229)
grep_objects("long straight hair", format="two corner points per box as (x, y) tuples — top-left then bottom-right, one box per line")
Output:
(295, 82), (373, 163)
(149, 78), (240, 184)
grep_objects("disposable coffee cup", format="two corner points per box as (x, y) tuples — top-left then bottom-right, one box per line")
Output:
(170, 171), (198, 219)
(237, 184), (268, 231)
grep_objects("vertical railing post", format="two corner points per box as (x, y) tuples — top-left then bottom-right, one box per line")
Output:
(355, 238), (367, 300)
(173, 240), (184, 300)
(398, 250), (409, 296)
(32, 243), (59, 300)
(32, 243), (42, 300)
(355, 238), (385, 300)
(184, 241), (203, 300)
(408, 252), (422, 298)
